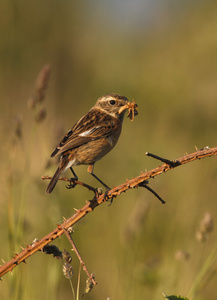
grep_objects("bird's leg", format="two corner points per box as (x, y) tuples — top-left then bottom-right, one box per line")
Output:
(66, 167), (78, 189)
(88, 164), (111, 201)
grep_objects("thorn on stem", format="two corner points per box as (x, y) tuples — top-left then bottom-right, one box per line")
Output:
(139, 181), (165, 204)
(146, 152), (180, 167)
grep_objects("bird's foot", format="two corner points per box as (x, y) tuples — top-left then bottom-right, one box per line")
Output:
(66, 177), (78, 189)
(104, 187), (114, 205)
(91, 187), (113, 203)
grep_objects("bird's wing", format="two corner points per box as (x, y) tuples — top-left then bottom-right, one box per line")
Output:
(51, 109), (117, 157)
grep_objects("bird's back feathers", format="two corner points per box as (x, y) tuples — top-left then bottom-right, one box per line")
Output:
(51, 109), (118, 157)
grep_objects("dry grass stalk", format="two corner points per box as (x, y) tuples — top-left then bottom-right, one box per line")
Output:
(63, 228), (97, 286)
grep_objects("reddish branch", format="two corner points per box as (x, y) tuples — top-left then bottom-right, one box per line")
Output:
(1, 147), (217, 278)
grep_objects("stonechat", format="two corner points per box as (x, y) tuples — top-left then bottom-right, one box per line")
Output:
(46, 93), (138, 195)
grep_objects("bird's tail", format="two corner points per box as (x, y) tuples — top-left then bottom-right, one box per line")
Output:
(46, 166), (63, 194)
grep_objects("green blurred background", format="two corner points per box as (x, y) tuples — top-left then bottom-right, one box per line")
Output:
(1, 0), (217, 299)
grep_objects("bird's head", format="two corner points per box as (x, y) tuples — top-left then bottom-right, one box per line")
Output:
(95, 93), (138, 121)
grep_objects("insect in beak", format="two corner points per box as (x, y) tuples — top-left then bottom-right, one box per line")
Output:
(119, 99), (138, 121)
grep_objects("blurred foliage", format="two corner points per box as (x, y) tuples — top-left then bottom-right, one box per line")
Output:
(1, 0), (217, 299)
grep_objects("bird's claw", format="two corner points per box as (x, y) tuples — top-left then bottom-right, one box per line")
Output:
(104, 188), (114, 205)
(66, 178), (78, 189)
(92, 187), (113, 204)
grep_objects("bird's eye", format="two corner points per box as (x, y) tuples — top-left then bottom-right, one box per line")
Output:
(109, 100), (116, 105)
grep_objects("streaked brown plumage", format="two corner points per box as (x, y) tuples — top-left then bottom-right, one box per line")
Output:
(46, 93), (138, 195)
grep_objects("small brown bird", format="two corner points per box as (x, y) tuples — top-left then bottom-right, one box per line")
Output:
(46, 93), (138, 195)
